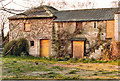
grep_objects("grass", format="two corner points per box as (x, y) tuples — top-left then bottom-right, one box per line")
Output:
(93, 73), (98, 76)
(98, 70), (103, 72)
(68, 70), (78, 74)
(52, 66), (63, 71)
(2, 55), (64, 79)
(2, 55), (119, 80)
(102, 71), (113, 74)
(48, 72), (58, 78)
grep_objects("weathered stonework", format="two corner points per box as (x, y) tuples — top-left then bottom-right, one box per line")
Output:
(9, 18), (53, 56)
(80, 21), (106, 53)
(54, 21), (106, 57)
(9, 17), (108, 58)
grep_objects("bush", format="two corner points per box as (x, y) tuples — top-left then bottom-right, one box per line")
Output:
(17, 38), (29, 56)
(3, 40), (17, 55)
(102, 41), (120, 60)
(3, 38), (29, 56)
(2, 32), (9, 47)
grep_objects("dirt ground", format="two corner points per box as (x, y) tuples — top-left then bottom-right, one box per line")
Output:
(2, 56), (120, 80)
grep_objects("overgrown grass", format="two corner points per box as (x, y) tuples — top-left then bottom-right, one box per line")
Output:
(2, 55), (119, 64)
(68, 58), (118, 65)
(52, 66), (63, 71)
(68, 70), (78, 74)
(2, 55), (119, 80)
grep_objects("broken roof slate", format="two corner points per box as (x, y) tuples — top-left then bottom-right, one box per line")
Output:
(8, 5), (58, 19)
(54, 8), (120, 22)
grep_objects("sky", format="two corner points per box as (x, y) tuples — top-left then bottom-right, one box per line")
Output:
(0, 0), (119, 35)
(2, 0), (119, 10)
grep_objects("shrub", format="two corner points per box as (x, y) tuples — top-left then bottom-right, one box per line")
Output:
(2, 32), (9, 47)
(17, 38), (29, 56)
(102, 41), (120, 60)
(3, 40), (17, 56)
(3, 38), (29, 56)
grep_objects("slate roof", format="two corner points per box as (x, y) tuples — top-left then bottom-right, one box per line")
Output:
(54, 8), (120, 22)
(9, 5), (120, 21)
(8, 5), (58, 19)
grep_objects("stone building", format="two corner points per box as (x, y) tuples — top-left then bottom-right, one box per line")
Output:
(8, 5), (120, 58)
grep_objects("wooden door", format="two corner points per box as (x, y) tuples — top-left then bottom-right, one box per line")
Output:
(40, 39), (49, 57)
(106, 20), (114, 39)
(73, 41), (84, 58)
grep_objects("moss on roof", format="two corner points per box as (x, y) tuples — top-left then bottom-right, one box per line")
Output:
(8, 5), (58, 19)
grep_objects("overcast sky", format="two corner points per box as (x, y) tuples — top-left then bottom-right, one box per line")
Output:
(2, 0), (119, 10)
(0, 0), (119, 35)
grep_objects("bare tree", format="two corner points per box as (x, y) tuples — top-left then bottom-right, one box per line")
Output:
(56, 0), (67, 9)
(0, 0), (13, 42)
(111, 1), (118, 8)
(23, 0), (46, 8)
(0, 0), (25, 43)
(77, 1), (95, 9)
(0, 11), (8, 41)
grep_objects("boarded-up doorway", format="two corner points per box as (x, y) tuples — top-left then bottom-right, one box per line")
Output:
(40, 39), (49, 57)
(73, 41), (84, 58)
(106, 20), (114, 39)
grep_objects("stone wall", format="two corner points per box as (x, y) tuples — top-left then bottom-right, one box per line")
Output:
(54, 21), (106, 56)
(54, 22), (77, 55)
(80, 21), (106, 53)
(9, 18), (107, 57)
(9, 18), (53, 56)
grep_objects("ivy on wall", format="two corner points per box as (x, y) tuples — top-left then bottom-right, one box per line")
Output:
(51, 23), (79, 58)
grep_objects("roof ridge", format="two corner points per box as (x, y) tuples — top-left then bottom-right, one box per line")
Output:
(8, 5), (57, 19)
(18, 5), (57, 14)
(56, 7), (120, 12)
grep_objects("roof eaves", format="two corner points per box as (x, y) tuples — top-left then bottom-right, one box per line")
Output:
(54, 19), (114, 22)
(56, 7), (120, 12)
(8, 15), (53, 19)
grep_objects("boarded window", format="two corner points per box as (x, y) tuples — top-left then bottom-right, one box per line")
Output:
(106, 20), (114, 38)
(76, 22), (82, 29)
(75, 22), (82, 33)
(93, 22), (97, 28)
(24, 23), (30, 31)
(30, 41), (34, 46)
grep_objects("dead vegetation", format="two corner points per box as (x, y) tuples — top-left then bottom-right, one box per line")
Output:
(2, 56), (119, 80)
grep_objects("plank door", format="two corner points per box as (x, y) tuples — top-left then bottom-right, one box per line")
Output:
(40, 39), (49, 57)
(73, 41), (84, 58)
(106, 20), (114, 39)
